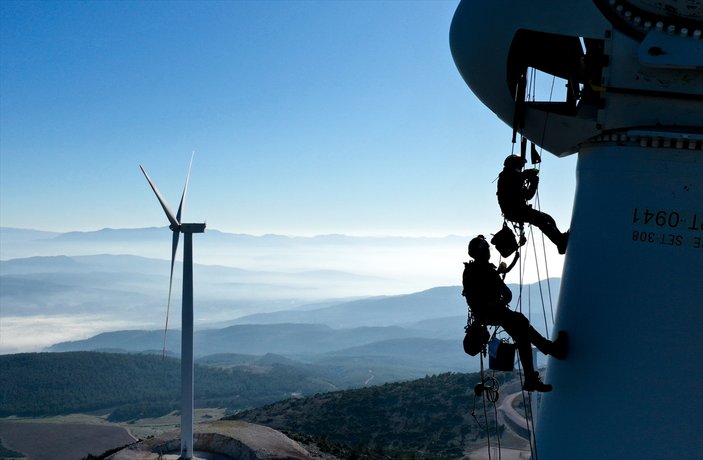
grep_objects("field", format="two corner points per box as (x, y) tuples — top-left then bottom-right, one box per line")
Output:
(0, 419), (134, 460)
(116, 408), (229, 439)
(0, 409), (228, 460)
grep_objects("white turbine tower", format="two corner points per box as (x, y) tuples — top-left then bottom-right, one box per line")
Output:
(450, 0), (702, 458)
(140, 155), (205, 460)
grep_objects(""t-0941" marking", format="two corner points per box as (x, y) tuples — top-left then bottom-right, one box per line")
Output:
(632, 208), (703, 231)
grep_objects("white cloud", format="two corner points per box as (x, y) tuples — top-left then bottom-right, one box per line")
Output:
(0, 315), (137, 354)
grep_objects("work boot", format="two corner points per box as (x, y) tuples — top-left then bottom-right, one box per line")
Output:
(523, 372), (552, 393)
(557, 231), (569, 255)
(549, 331), (569, 360)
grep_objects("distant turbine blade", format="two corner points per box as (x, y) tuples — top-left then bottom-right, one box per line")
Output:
(162, 229), (180, 358)
(176, 152), (195, 224)
(140, 165), (179, 229)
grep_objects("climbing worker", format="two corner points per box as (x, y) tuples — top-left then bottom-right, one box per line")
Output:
(497, 155), (569, 254)
(462, 235), (568, 392)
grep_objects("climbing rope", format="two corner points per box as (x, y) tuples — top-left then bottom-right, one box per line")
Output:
(530, 64), (560, 327)
(499, 151), (556, 460)
(534, 190), (557, 322)
(514, 229), (540, 460)
(515, 68), (564, 460)
(510, 173), (563, 460)
(474, 65), (564, 460)
(514, 357), (538, 460)
(527, 224), (553, 334)
(472, 348), (502, 460)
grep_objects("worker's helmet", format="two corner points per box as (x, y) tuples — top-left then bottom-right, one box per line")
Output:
(503, 155), (526, 169)
(468, 235), (490, 261)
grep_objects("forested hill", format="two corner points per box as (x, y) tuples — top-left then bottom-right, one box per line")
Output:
(0, 352), (338, 419)
(228, 372), (518, 459)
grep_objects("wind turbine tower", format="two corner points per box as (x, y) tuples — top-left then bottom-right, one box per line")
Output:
(140, 156), (206, 460)
(450, 0), (702, 458)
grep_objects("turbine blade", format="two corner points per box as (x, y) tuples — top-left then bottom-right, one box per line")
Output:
(162, 229), (180, 358)
(176, 152), (195, 224)
(140, 165), (179, 229)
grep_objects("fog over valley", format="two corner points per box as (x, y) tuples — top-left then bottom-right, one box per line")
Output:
(0, 227), (559, 355)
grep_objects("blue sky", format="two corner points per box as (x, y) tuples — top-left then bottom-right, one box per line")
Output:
(0, 0), (576, 237)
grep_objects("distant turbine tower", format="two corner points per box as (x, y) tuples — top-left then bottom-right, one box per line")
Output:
(140, 154), (205, 460)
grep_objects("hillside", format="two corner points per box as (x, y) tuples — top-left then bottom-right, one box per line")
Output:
(41, 276), (561, 378)
(43, 324), (478, 384)
(48, 322), (446, 355)
(228, 372), (522, 459)
(230, 286), (464, 327)
(0, 351), (484, 421)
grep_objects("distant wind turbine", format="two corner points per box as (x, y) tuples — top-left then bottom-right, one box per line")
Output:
(140, 153), (205, 460)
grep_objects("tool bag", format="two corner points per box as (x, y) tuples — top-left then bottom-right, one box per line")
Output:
(463, 321), (489, 356)
(491, 224), (519, 258)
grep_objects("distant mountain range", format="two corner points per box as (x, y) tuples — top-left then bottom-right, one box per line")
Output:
(1, 226), (561, 378)
(0, 226), (471, 296)
(45, 327), (472, 378)
(46, 323), (429, 356)
(230, 287), (462, 327)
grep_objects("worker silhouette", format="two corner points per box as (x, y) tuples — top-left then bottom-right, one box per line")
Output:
(462, 235), (568, 392)
(497, 155), (569, 254)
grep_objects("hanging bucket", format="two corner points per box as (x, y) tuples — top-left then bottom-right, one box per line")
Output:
(488, 338), (516, 371)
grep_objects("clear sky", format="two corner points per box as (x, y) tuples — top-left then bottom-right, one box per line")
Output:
(0, 0), (577, 238)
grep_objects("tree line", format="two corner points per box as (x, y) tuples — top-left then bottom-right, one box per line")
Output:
(0, 351), (338, 418)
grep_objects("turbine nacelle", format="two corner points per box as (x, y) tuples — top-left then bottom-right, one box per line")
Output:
(180, 223), (207, 233)
(168, 223), (207, 233)
(449, 0), (703, 157)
